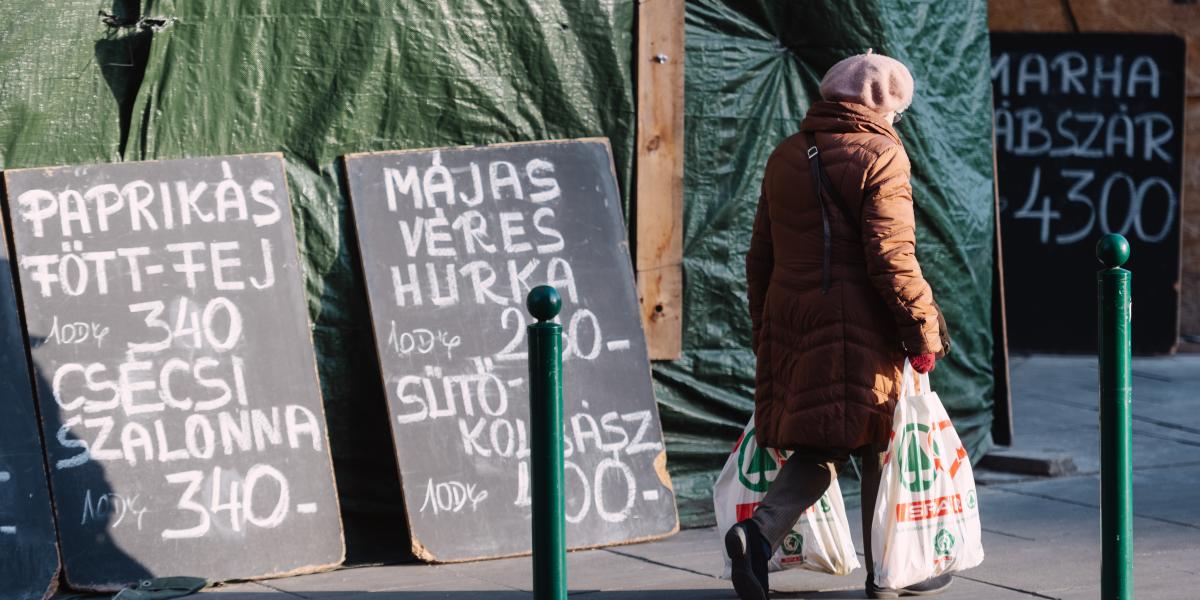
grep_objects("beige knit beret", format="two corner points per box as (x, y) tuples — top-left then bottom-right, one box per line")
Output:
(819, 50), (914, 115)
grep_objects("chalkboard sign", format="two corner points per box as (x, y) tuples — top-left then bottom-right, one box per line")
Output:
(4, 154), (343, 588)
(344, 139), (678, 561)
(0, 217), (60, 600)
(992, 33), (1185, 354)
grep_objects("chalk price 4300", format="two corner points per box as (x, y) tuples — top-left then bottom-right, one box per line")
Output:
(1009, 165), (1176, 245)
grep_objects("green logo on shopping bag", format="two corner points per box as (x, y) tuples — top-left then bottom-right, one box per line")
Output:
(966, 490), (977, 510)
(934, 529), (955, 557)
(737, 428), (779, 493)
(900, 423), (939, 492)
(782, 532), (804, 556)
(819, 495), (831, 512)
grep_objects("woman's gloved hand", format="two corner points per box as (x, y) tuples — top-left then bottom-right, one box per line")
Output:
(909, 353), (936, 374)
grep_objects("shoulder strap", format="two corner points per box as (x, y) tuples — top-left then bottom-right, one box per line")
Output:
(805, 134), (833, 295)
(804, 133), (858, 231)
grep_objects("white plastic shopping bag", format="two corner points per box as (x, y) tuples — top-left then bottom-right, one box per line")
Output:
(871, 361), (985, 589)
(714, 412), (860, 577)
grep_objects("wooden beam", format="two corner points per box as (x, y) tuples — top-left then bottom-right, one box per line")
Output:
(635, 0), (684, 360)
(991, 142), (1014, 446)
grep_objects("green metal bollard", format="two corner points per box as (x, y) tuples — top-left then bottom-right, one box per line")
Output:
(1097, 233), (1133, 599)
(526, 285), (566, 600)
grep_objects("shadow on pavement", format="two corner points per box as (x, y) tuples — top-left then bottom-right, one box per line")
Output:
(770, 591), (866, 599)
(192, 590), (874, 599)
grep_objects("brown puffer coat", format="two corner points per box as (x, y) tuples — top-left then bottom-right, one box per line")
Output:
(746, 101), (948, 451)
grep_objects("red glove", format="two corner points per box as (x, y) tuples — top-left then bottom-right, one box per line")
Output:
(909, 353), (936, 374)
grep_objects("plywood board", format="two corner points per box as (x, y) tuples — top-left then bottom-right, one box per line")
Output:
(3, 154), (344, 589)
(635, 0), (685, 360)
(343, 139), (679, 562)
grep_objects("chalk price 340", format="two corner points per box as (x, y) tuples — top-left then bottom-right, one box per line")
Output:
(128, 296), (243, 354)
(162, 464), (315, 539)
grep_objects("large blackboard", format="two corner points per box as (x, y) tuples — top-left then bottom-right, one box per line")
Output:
(344, 139), (678, 561)
(0, 216), (60, 600)
(4, 154), (343, 588)
(992, 33), (1185, 354)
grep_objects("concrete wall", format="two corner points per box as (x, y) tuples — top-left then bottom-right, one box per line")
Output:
(990, 0), (1200, 344)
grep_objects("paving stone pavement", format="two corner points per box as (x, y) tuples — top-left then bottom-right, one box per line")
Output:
(183, 356), (1200, 599)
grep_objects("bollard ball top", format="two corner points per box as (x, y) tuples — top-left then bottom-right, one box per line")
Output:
(1096, 233), (1130, 269)
(526, 285), (562, 321)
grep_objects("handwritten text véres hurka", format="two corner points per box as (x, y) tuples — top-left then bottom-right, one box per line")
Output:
(381, 153), (579, 307)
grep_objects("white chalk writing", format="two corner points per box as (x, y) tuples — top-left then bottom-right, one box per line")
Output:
(993, 49), (1179, 247)
(16, 162), (280, 240)
(349, 146), (670, 539)
(419, 479), (488, 515)
(0, 471), (13, 536)
(7, 156), (332, 552)
(81, 490), (148, 531)
(42, 316), (111, 348)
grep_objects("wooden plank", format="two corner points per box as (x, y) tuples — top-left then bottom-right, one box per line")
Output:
(1181, 98), (1200, 338)
(987, 0), (1074, 32)
(635, 0), (685, 360)
(991, 143), (1014, 447)
(1066, 0), (1200, 95)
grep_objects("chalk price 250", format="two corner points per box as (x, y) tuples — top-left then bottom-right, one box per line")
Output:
(495, 306), (605, 361)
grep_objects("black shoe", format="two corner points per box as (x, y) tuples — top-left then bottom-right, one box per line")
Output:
(725, 519), (770, 600)
(866, 573), (954, 598)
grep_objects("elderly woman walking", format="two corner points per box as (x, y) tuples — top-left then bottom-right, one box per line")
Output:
(725, 51), (952, 599)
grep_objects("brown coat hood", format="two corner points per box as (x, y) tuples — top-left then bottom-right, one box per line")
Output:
(800, 101), (902, 144)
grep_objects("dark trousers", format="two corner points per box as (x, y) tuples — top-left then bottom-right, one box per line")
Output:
(750, 444), (885, 572)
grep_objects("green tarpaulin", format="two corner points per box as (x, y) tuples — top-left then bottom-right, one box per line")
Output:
(0, 0), (994, 533)
(1, 0), (636, 530)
